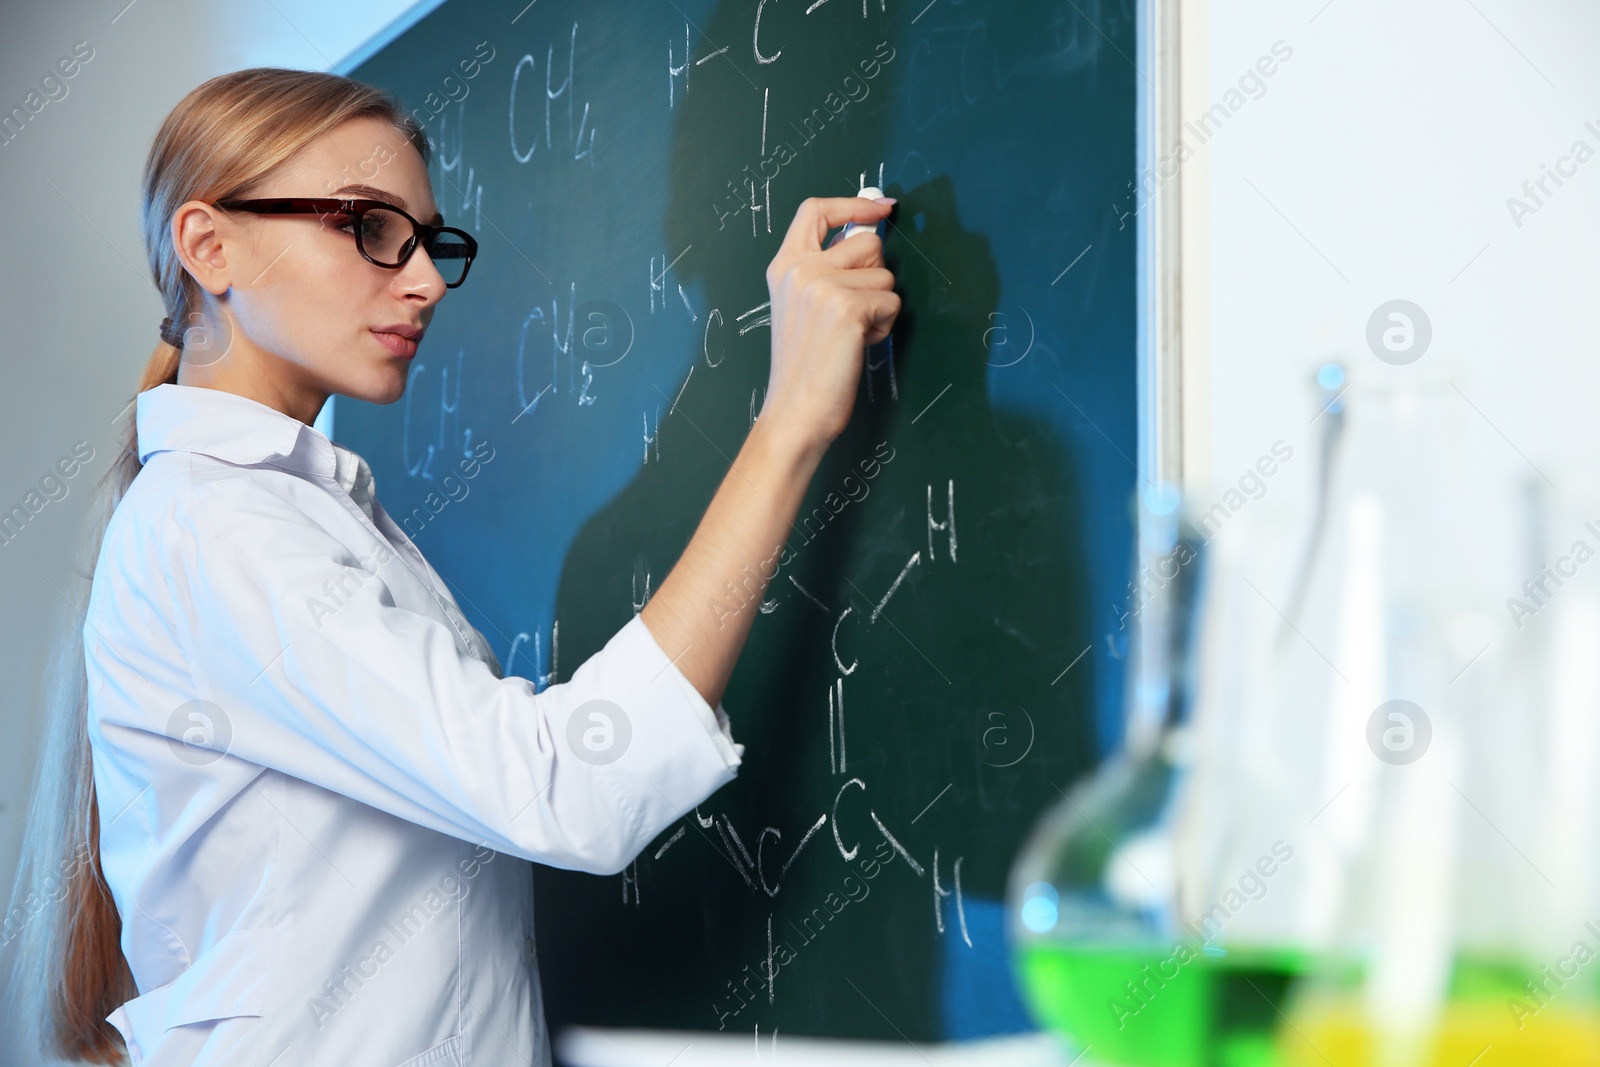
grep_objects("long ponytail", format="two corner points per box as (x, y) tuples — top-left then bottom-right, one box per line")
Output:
(3, 67), (427, 1063)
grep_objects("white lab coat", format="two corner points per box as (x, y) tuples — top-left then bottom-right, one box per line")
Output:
(86, 383), (742, 1066)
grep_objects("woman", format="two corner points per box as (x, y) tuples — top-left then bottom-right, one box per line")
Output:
(5, 68), (897, 1066)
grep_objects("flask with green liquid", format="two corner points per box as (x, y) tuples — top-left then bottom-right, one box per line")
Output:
(1007, 483), (1306, 1067)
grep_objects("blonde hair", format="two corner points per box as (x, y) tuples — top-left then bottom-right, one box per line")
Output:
(3, 67), (429, 1063)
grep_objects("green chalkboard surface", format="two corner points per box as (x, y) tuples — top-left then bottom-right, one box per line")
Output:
(339, 0), (1136, 1043)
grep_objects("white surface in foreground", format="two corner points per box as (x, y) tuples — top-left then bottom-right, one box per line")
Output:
(556, 1027), (1095, 1067)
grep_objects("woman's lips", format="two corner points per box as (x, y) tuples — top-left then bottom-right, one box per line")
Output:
(372, 330), (418, 358)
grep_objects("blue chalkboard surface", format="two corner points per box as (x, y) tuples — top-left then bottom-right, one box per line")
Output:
(338, 0), (1136, 1043)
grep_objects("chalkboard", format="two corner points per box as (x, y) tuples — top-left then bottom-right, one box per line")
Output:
(337, 0), (1136, 1044)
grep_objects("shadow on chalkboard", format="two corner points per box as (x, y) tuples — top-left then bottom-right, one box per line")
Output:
(534, 0), (1100, 1046)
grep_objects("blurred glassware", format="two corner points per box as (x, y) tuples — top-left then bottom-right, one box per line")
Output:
(1009, 362), (1600, 1066)
(1006, 481), (1304, 1067)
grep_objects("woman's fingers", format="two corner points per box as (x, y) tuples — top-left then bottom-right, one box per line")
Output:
(860, 289), (902, 345)
(781, 195), (895, 256)
(825, 266), (896, 291)
(819, 230), (885, 269)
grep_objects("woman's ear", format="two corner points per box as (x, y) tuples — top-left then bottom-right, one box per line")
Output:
(170, 201), (235, 296)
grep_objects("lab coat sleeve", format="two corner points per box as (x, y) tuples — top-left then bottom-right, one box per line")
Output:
(161, 476), (741, 875)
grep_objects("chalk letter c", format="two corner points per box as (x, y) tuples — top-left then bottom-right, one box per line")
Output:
(754, 0), (782, 65)
(832, 778), (866, 861)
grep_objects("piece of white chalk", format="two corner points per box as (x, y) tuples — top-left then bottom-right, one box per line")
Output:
(840, 186), (887, 241)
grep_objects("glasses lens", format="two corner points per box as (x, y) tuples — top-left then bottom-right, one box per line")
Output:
(427, 231), (472, 286)
(353, 205), (412, 267)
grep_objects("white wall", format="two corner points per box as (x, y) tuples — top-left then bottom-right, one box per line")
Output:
(0, 3), (430, 1062)
(1197, 0), (1600, 512)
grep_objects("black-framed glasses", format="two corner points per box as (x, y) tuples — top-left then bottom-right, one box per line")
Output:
(213, 197), (478, 288)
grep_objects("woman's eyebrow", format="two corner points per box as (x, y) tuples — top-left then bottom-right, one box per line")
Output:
(333, 183), (445, 225)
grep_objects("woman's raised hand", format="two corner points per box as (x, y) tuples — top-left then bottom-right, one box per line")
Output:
(760, 195), (900, 454)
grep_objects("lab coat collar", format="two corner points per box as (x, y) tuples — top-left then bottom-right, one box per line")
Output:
(137, 383), (382, 525)
(136, 383), (341, 484)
